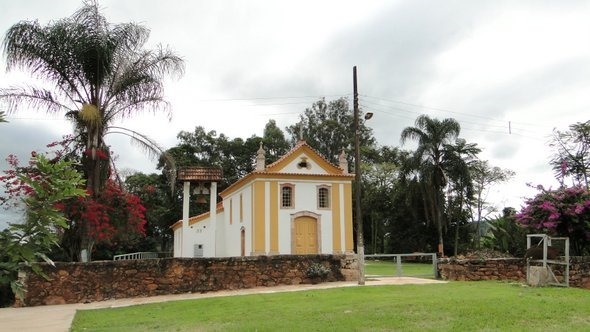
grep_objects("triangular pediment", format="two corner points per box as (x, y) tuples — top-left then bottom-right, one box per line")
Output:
(264, 141), (345, 175)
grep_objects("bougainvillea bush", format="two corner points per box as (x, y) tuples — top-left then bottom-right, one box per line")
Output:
(57, 179), (147, 261)
(515, 185), (590, 255)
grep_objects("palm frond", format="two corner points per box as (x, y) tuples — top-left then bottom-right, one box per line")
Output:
(3, 20), (91, 102)
(0, 86), (75, 114)
(106, 126), (176, 190)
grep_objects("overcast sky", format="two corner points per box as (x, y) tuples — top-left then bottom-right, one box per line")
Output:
(1, 0), (590, 228)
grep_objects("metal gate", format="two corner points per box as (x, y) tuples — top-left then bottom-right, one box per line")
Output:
(365, 253), (438, 278)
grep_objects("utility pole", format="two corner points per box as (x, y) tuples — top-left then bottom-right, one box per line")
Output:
(353, 66), (365, 285)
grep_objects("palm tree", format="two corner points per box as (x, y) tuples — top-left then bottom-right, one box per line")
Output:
(400, 115), (461, 256)
(0, 0), (184, 196)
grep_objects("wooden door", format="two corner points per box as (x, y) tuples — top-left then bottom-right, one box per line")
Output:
(294, 216), (318, 254)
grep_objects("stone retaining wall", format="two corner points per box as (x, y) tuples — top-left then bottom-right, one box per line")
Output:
(438, 256), (590, 289)
(17, 254), (358, 307)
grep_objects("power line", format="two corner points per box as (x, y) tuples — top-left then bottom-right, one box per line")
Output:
(360, 94), (555, 131)
(359, 103), (546, 142)
(197, 94), (350, 102)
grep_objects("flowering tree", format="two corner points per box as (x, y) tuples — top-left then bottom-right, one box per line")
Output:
(2, 139), (148, 262)
(57, 179), (147, 261)
(515, 185), (590, 255)
(0, 153), (86, 300)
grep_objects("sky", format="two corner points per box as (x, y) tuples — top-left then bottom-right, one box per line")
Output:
(1, 0), (590, 229)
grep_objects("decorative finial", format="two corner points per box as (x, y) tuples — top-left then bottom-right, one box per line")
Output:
(256, 142), (266, 171)
(339, 149), (348, 174)
(299, 123), (304, 142)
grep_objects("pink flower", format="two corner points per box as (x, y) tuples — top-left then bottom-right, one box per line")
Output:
(560, 160), (568, 176)
(539, 201), (557, 212)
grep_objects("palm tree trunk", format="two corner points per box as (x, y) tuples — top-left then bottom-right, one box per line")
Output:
(454, 188), (464, 257)
(434, 187), (444, 256)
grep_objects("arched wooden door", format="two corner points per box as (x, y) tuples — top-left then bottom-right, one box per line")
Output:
(294, 216), (318, 254)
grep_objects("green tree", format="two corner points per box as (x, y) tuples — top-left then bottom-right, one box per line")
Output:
(262, 119), (290, 165)
(400, 115), (462, 256)
(124, 172), (179, 253)
(0, 154), (86, 301)
(444, 138), (480, 255)
(285, 97), (375, 164)
(0, 0), (184, 198)
(482, 207), (527, 256)
(471, 160), (514, 247)
(362, 146), (400, 254)
(550, 121), (590, 189)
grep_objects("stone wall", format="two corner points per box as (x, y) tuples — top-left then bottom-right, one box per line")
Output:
(18, 254), (358, 307)
(438, 258), (525, 281)
(438, 256), (590, 289)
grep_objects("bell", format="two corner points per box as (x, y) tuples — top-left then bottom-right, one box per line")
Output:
(196, 195), (207, 204)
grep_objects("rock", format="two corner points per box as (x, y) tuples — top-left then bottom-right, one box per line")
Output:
(44, 296), (66, 305)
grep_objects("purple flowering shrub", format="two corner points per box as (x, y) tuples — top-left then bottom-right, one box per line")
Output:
(515, 185), (590, 255)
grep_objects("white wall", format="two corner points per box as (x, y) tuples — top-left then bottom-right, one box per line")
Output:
(222, 186), (253, 257)
(277, 179), (336, 254)
(173, 228), (182, 257)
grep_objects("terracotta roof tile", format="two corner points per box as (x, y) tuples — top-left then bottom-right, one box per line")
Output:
(178, 167), (223, 181)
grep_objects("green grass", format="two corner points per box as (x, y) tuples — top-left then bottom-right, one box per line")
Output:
(365, 260), (435, 277)
(71, 281), (590, 331)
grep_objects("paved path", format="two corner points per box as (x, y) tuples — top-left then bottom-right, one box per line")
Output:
(0, 277), (445, 332)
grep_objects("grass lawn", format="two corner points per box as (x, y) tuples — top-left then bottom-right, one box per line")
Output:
(71, 281), (590, 331)
(365, 260), (435, 277)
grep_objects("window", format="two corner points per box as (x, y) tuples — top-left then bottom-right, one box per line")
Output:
(317, 186), (330, 209)
(281, 184), (294, 208)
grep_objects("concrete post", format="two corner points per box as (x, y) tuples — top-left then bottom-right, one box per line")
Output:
(209, 182), (217, 257)
(181, 181), (190, 257)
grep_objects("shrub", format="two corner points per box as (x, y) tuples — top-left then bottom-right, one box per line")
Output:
(515, 185), (590, 255)
(306, 263), (330, 279)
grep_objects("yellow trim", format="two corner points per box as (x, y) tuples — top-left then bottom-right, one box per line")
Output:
(229, 199), (233, 225)
(253, 181), (266, 253)
(250, 186), (254, 252)
(265, 144), (343, 174)
(270, 181), (279, 253)
(343, 182), (353, 252)
(239, 193), (243, 222)
(220, 173), (353, 198)
(331, 184), (341, 253)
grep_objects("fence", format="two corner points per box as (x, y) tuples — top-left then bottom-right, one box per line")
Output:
(112, 251), (172, 261)
(365, 253), (438, 278)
